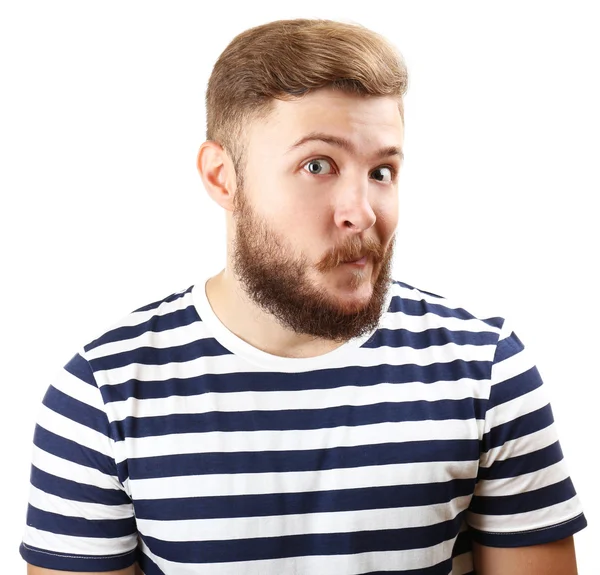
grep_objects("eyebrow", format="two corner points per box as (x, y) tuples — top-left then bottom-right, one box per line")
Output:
(286, 132), (404, 162)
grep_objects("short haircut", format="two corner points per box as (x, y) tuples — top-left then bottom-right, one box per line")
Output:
(205, 18), (408, 181)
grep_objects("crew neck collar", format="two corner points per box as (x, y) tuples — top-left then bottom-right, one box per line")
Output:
(191, 272), (393, 373)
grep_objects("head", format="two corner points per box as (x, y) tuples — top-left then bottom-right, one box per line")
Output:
(198, 19), (407, 341)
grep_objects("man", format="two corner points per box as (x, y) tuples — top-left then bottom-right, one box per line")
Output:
(21, 18), (586, 575)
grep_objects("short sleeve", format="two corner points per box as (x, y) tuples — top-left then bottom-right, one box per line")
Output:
(466, 321), (587, 546)
(20, 353), (138, 571)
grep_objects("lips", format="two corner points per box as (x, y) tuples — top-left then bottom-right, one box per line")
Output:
(344, 255), (368, 265)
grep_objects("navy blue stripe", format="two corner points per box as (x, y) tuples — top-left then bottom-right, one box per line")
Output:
(478, 441), (564, 481)
(112, 398), (484, 441)
(89, 338), (230, 371)
(493, 331), (525, 364)
(85, 305), (201, 351)
(482, 317), (503, 329)
(125, 439), (480, 480)
(452, 528), (473, 556)
(469, 477), (577, 516)
(393, 281), (443, 299)
(134, 479), (477, 520)
(132, 286), (193, 313)
(92, 327), (498, 371)
(43, 385), (110, 437)
(488, 366), (543, 408)
(34, 426), (117, 477)
(363, 327), (498, 349)
(26, 504), (136, 538)
(482, 404), (554, 451)
(389, 285), (503, 329)
(20, 543), (136, 572)
(389, 296), (478, 321)
(90, 328), (496, 370)
(470, 512), (587, 548)
(102, 359), (492, 404)
(30, 465), (130, 506)
(63, 353), (96, 386)
(141, 515), (463, 563)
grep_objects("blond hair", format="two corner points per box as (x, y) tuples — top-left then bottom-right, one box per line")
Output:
(205, 19), (408, 179)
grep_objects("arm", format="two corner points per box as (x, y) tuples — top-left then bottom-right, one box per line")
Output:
(466, 324), (586, 571)
(473, 536), (578, 575)
(20, 354), (138, 571)
(27, 566), (137, 575)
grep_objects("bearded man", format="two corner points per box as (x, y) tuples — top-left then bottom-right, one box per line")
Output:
(21, 18), (586, 575)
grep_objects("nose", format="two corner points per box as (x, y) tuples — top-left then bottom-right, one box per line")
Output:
(333, 180), (377, 232)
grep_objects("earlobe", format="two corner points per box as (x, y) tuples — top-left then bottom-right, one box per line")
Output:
(197, 140), (236, 211)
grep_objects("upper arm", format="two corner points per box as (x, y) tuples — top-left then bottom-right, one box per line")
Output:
(465, 326), (586, 552)
(472, 536), (578, 575)
(20, 354), (138, 571)
(27, 564), (137, 575)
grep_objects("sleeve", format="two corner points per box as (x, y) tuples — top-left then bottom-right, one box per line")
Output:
(20, 352), (139, 571)
(465, 321), (587, 547)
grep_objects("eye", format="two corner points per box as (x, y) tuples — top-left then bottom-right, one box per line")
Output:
(303, 158), (334, 175)
(371, 166), (394, 183)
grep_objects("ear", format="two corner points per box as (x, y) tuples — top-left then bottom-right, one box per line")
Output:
(196, 140), (237, 212)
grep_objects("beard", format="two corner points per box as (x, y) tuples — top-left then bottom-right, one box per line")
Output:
(231, 187), (395, 342)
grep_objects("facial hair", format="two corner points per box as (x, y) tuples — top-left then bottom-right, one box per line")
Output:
(231, 187), (395, 342)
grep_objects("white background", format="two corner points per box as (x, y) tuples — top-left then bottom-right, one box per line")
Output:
(1, 1), (598, 572)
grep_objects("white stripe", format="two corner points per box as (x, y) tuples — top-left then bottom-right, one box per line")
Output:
(52, 369), (105, 411)
(391, 283), (472, 312)
(85, 321), (208, 361)
(120, 419), (480, 460)
(485, 384), (549, 431)
(476, 461), (569, 497)
(87, 313), (496, 364)
(94, 290), (194, 331)
(491, 342), (536, 385)
(467, 497), (583, 533)
(130, 459), (479, 499)
(138, 535), (457, 575)
(95, 341), (494, 384)
(108, 379), (488, 422)
(37, 406), (114, 459)
(32, 444), (122, 491)
(497, 319), (513, 340)
(28, 484), (132, 521)
(380, 308), (499, 335)
(136, 495), (472, 542)
(22, 525), (136, 556)
(90, 312), (499, 375)
(482, 425), (560, 465)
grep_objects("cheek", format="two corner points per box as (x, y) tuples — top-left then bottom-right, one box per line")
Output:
(374, 195), (399, 235)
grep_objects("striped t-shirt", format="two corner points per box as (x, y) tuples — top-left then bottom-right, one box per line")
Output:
(21, 278), (586, 574)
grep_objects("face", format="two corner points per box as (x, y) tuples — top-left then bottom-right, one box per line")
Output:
(231, 88), (404, 341)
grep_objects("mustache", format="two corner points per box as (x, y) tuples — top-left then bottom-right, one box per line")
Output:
(316, 236), (385, 272)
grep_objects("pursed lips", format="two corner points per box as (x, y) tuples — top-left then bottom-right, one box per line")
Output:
(343, 255), (368, 265)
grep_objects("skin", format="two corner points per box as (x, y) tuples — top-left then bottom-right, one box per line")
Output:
(472, 538), (578, 574)
(27, 88), (580, 574)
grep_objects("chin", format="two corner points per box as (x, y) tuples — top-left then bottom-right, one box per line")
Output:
(326, 277), (375, 308)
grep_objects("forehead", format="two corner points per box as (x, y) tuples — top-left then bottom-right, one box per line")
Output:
(249, 88), (404, 155)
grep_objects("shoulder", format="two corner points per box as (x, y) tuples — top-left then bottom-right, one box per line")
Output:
(79, 284), (202, 373)
(387, 279), (506, 334)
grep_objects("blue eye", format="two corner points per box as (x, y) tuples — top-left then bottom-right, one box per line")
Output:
(303, 159), (334, 175)
(371, 166), (394, 182)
